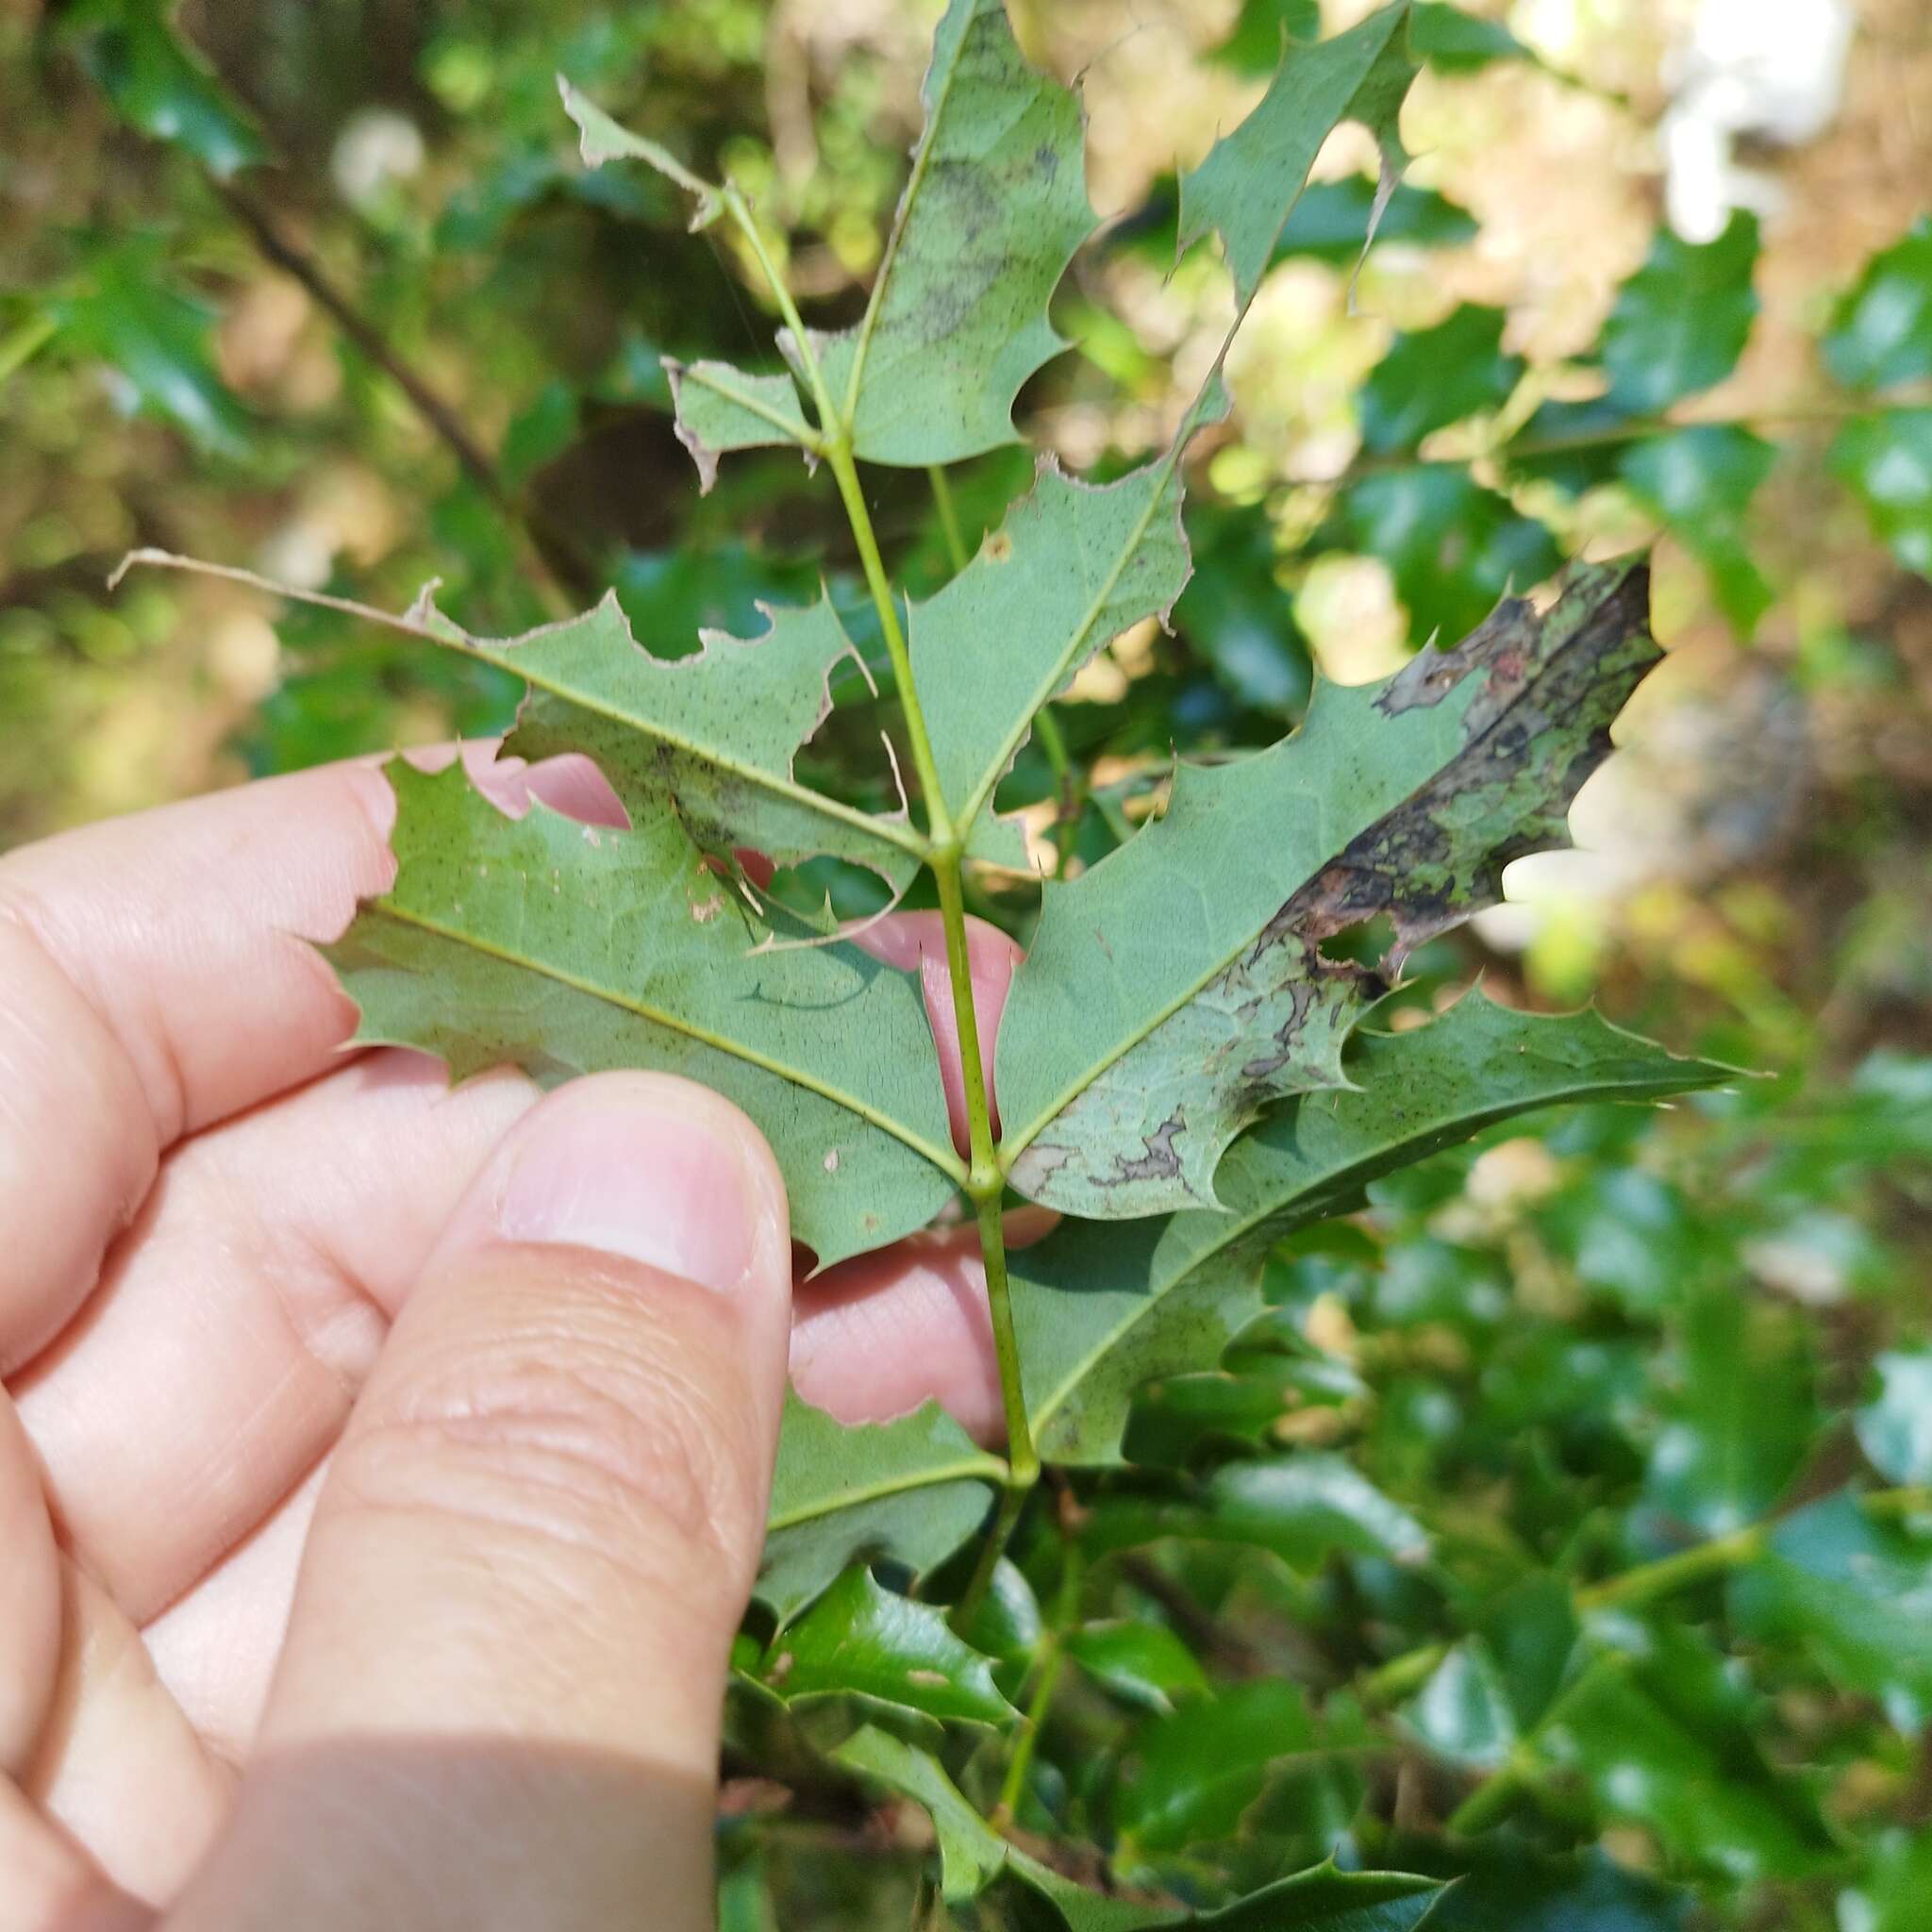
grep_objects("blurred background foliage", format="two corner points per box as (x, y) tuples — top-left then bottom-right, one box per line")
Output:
(4, 0), (1932, 1926)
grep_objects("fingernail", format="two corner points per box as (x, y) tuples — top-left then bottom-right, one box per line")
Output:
(494, 1085), (759, 1295)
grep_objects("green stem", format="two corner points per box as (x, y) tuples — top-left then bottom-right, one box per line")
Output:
(995, 1639), (1065, 1826)
(1445, 1742), (1538, 1836)
(0, 312), (56, 387)
(729, 184), (1038, 1531)
(1335, 397), (1920, 488)
(954, 1481), (1030, 1633)
(928, 463), (969, 575)
(1361, 1485), (1932, 1711)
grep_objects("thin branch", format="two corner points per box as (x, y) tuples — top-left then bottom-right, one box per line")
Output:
(206, 176), (602, 611)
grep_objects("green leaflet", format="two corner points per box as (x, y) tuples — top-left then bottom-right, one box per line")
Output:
(1824, 216), (1932, 393)
(1831, 409), (1932, 580)
(71, 0), (267, 178)
(754, 1565), (1016, 1725)
(1358, 303), (1523, 454)
(557, 81), (822, 483)
(408, 589), (922, 891)
(759, 1394), (1004, 1623)
(1619, 425), (1776, 639)
(1598, 211), (1759, 415)
(1728, 1490), (1932, 1726)
(660, 358), (819, 492)
(328, 760), (958, 1270)
(781, 0), (1095, 465)
(999, 562), (1658, 1219)
(1179, 3), (1416, 309)
(1007, 991), (1730, 1465)
(911, 444), (1198, 855)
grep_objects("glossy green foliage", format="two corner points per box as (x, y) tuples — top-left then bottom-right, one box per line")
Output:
(1824, 218), (1932, 392)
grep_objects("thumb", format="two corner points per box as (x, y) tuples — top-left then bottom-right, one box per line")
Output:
(175, 1074), (791, 1932)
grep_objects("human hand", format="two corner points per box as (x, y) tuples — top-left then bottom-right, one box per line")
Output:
(0, 749), (1014, 1930)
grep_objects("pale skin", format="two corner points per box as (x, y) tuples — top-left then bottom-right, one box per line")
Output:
(0, 746), (1021, 1930)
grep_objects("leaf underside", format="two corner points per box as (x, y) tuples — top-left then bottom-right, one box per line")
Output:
(999, 560), (1661, 1219)
(327, 758), (956, 1272)
(783, 0), (1097, 465)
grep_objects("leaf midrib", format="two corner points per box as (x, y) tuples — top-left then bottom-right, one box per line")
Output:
(1024, 1054), (1717, 1444)
(998, 619), (1608, 1167)
(482, 630), (927, 860)
(838, 0), (977, 425)
(767, 1448), (1008, 1532)
(954, 442), (1186, 831)
(367, 897), (968, 1182)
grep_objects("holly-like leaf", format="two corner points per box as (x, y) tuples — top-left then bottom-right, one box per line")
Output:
(50, 238), (255, 458)
(409, 589), (921, 891)
(1410, 2), (1533, 74)
(1856, 1348), (1932, 1484)
(755, 1564), (1016, 1724)
(1831, 409), (1932, 579)
(1619, 425), (1775, 638)
(910, 437), (1206, 858)
(71, 0), (267, 177)
(1341, 468), (1562, 643)
(327, 760), (958, 1270)
(1641, 1286), (1814, 1539)
(838, 1724), (1445, 1927)
(1824, 217), (1932, 393)
(782, 0), (1095, 466)
(998, 562), (1655, 1219)
(1065, 1620), (1211, 1713)
(660, 358), (819, 493)
(1539, 1653), (1837, 1883)
(1114, 1680), (1321, 1854)
(1092, 1456), (1427, 1574)
(831, 1725), (1012, 1905)
(1008, 992), (1730, 1464)
(1359, 304), (1523, 453)
(759, 1395), (1005, 1623)
(1598, 212), (1759, 415)
(1181, 5), (1417, 310)
(1727, 1491), (1932, 1729)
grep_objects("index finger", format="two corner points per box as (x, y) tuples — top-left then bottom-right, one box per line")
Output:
(0, 758), (397, 1368)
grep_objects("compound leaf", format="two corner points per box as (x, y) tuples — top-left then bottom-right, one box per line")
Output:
(998, 563), (1657, 1219)
(785, 0), (1095, 465)
(1008, 991), (1730, 1464)
(328, 759), (958, 1271)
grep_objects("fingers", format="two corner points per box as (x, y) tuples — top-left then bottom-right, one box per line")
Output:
(0, 748), (598, 1374)
(789, 1206), (1057, 1446)
(0, 1776), (147, 1932)
(20, 1561), (231, 1907)
(175, 1074), (791, 1932)
(852, 911), (1022, 1156)
(0, 1394), (60, 1774)
(14, 1054), (536, 1624)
